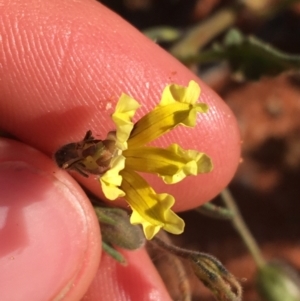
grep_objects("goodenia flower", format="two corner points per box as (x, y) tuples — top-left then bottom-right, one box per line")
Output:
(55, 80), (213, 240)
(100, 80), (213, 239)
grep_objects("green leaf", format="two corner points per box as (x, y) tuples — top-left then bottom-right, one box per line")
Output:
(184, 28), (300, 80)
(102, 241), (126, 265)
(221, 29), (300, 79)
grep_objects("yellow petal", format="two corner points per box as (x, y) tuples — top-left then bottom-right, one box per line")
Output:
(120, 169), (185, 239)
(128, 102), (208, 148)
(159, 80), (201, 105)
(163, 144), (213, 183)
(100, 155), (126, 200)
(112, 93), (141, 150)
(127, 81), (208, 148)
(124, 144), (213, 184)
(130, 212), (161, 239)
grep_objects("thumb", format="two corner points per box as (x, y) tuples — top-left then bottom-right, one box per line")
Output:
(0, 138), (101, 301)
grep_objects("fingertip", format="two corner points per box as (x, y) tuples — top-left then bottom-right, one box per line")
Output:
(0, 0), (241, 210)
(0, 138), (101, 301)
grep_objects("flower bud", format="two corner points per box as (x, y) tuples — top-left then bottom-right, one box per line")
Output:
(189, 252), (242, 301)
(256, 261), (300, 301)
(94, 206), (145, 250)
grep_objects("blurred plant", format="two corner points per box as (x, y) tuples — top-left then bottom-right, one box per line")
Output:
(143, 0), (300, 81)
(257, 260), (300, 301)
(183, 28), (300, 80)
(196, 188), (300, 301)
(143, 26), (182, 43)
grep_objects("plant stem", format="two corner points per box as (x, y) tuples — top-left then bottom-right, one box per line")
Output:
(152, 234), (243, 301)
(170, 7), (237, 58)
(221, 188), (266, 268)
(152, 235), (191, 259)
(196, 202), (235, 220)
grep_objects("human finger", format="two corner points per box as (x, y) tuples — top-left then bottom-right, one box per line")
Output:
(0, 0), (240, 211)
(82, 249), (172, 301)
(0, 138), (101, 301)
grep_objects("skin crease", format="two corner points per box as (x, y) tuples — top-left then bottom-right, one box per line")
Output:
(0, 1), (241, 301)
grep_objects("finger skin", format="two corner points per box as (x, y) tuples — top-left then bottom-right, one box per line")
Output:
(82, 249), (172, 301)
(0, 1), (240, 300)
(0, 138), (173, 301)
(0, 138), (101, 301)
(0, 0), (241, 211)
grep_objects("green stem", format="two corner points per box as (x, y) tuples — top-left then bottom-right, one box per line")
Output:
(170, 7), (237, 58)
(221, 188), (266, 268)
(152, 236), (191, 259)
(181, 49), (226, 65)
(196, 202), (235, 220)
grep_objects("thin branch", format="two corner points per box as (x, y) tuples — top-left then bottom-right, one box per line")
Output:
(221, 188), (266, 268)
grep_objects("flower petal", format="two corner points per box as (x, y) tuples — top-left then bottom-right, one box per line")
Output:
(100, 155), (126, 200)
(128, 102), (208, 148)
(120, 169), (185, 239)
(127, 81), (208, 148)
(159, 80), (201, 105)
(124, 144), (213, 184)
(112, 93), (141, 150)
(130, 213), (161, 239)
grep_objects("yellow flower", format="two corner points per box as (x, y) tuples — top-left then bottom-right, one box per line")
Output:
(100, 80), (213, 239)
